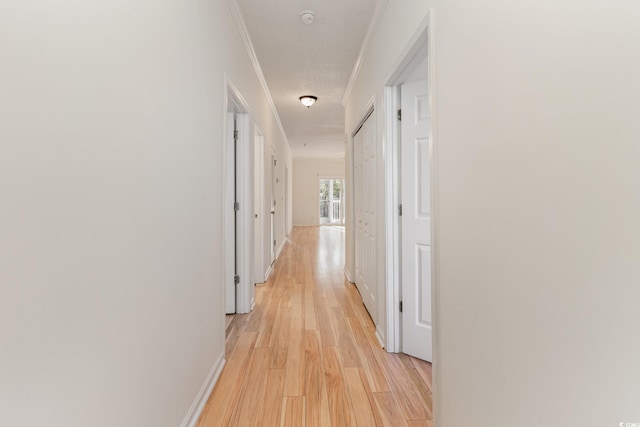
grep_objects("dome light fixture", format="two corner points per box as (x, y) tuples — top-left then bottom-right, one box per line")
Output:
(299, 95), (318, 108)
(300, 10), (316, 25)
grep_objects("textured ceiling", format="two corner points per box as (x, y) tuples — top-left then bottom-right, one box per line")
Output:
(236, 0), (377, 158)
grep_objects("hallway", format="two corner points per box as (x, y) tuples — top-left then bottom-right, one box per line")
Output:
(197, 227), (432, 426)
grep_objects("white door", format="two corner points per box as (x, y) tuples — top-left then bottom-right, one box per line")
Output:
(284, 166), (289, 235)
(401, 79), (432, 361)
(270, 148), (276, 265)
(253, 129), (264, 283)
(225, 112), (237, 314)
(354, 112), (377, 323)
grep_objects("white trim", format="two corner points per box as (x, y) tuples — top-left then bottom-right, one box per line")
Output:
(222, 81), (236, 315)
(180, 353), (226, 427)
(253, 124), (266, 285)
(382, 14), (430, 85)
(383, 85), (401, 353)
(237, 112), (253, 314)
(382, 12), (433, 354)
(275, 238), (286, 260)
(284, 166), (289, 236)
(227, 0), (290, 148)
(345, 132), (356, 287)
(261, 238), (285, 283)
(350, 100), (382, 342)
(223, 104), (232, 315)
(375, 326), (386, 349)
(269, 145), (277, 266)
(224, 78), (254, 315)
(264, 263), (274, 282)
(227, 79), (252, 115)
(352, 97), (375, 137)
(318, 176), (346, 226)
(344, 267), (354, 284)
(427, 8), (439, 383)
(342, 0), (389, 106)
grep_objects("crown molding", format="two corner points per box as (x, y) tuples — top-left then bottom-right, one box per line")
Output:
(227, 0), (290, 148)
(341, 0), (389, 107)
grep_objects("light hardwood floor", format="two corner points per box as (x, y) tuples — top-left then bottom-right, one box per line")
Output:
(197, 226), (432, 427)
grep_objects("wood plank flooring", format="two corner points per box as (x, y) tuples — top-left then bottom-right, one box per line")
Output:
(197, 226), (432, 427)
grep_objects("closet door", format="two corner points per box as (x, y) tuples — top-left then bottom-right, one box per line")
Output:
(354, 112), (377, 322)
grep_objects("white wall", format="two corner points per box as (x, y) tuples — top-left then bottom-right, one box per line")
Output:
(293, 158), (345, 226)
(0, 0), (291, 426)
(344, 0), (640, 426)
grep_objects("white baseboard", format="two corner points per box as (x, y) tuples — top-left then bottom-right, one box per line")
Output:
(181, 353), (226, 427)
(275, 240), (285, 259)
(344, 267), (354, 284)
(375, 326), (386, 350)
(264, 263), (273, 282)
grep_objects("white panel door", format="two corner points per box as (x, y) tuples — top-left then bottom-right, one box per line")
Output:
(401, 79), (432, 361)
(354, 112), (377, 323)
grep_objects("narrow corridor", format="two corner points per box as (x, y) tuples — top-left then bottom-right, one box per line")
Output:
(197, 226), (432, 426)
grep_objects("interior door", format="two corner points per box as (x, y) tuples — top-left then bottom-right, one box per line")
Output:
(225, 112), (237, 314)
(270, 148), (276, 265)
(284, 166), (288, 234)
(354, 112), (377, 323)
(254, 129), (264, 283)
(401, 79), (432, 361)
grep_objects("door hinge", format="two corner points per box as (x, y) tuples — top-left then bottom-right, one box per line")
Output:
(234, 201), (240, 212)
(397, 109), (402, 121)
(400, 301), (403, 313)
(234, 274), (240, 285)
(273, 239), (276, 246)
(398, 204), (403, 216)
(233, 129), (239, 140)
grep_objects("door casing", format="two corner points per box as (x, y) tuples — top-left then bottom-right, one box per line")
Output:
(318, 176), (346, 225)
(383, 14), (432, 353)
(223, 77), (254, 315)
(253, 125), (266, 286)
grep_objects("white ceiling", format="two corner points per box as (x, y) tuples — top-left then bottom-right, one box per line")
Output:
(236, 0), (378, 158)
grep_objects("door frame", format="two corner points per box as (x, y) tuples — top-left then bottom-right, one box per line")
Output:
(253, 124), (266, 287)
(318, 176), (346, 225)
(345, 101), (372, 286)
(383, 13), (433, 353)
(223, 77), (254, 315)
(349, 101), (386, 345)
(269, 145), (277, 267)
(284, 166), (289, 234)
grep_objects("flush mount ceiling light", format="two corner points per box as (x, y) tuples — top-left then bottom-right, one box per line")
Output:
(299, 95), (318, 108)
(300, 10), (316, 25)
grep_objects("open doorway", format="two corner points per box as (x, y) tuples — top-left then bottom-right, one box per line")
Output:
(269, 147), (277, 266)
(225, 81), (253, 315)
(253, 125), (265, 286)
(383, 16), (432, 362)
(319, 177), (345, 225)
(225, 107), (240, 314)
